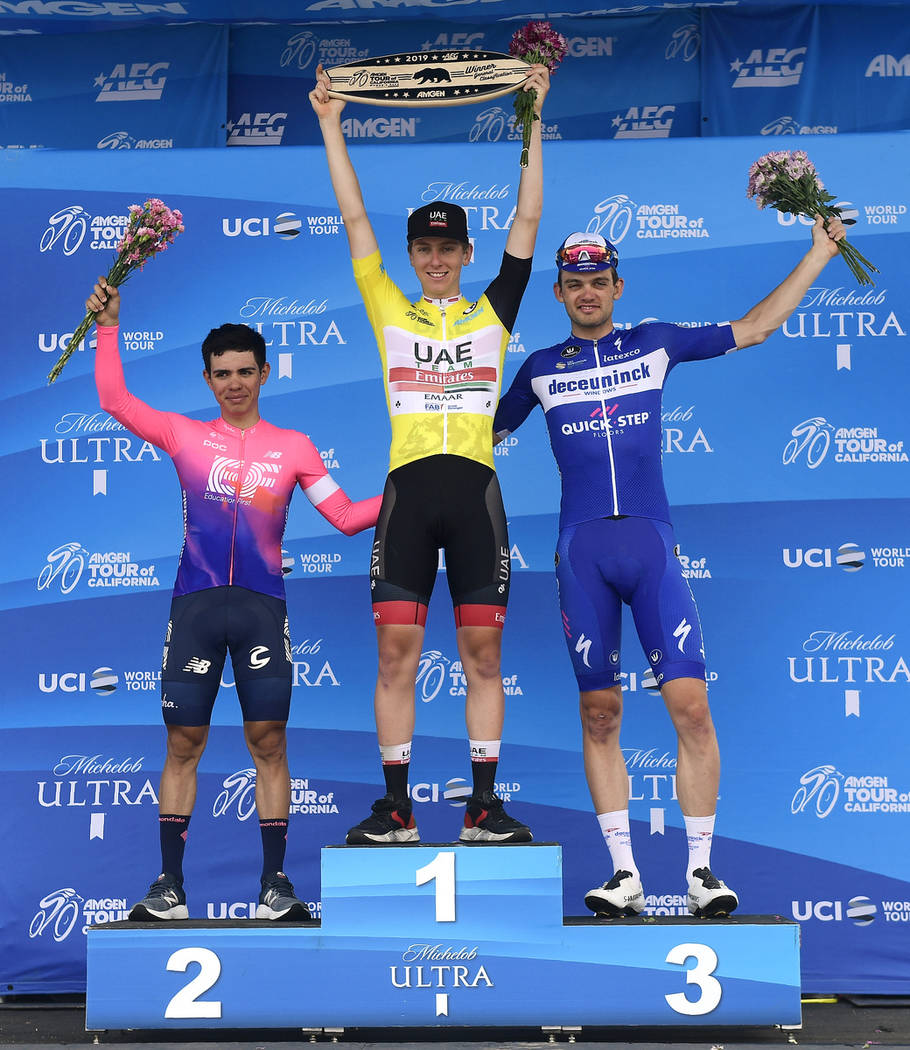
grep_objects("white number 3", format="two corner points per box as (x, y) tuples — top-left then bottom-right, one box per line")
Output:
(664, 942), (722, 1016)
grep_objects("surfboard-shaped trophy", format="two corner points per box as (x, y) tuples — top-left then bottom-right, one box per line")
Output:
(324, 49), (531, 107)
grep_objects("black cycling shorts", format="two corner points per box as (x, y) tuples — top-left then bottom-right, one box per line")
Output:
(370, 454), (510, 628)
(160, 585), (292, 726)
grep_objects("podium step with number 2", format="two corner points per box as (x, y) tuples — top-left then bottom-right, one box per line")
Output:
(86, 843), (800, 1030)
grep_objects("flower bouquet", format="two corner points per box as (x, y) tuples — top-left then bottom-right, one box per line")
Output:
(747, 151), (878, 286)
(508, 21), (567, 167)
(47, 198), (185, 384)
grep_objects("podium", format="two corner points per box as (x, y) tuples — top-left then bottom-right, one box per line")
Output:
(86, 844), (801, 1031)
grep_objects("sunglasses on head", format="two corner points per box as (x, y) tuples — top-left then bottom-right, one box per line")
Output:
(556, 241), (618, 270)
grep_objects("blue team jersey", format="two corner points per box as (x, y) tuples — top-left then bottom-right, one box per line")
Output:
(494, 321), (737, 528)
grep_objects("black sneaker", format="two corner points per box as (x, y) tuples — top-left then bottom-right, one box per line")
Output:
(585, 870), (645, 917)
(256, 871), (313, 921)
(687, 866), (739, 917)
(345, 795), (420, 844)
(128, 873), (188, 921)
(458, 791), (532, 843)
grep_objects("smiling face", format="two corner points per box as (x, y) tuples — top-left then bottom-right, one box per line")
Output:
(204, 349), (270, 429)
(554, 269), (624, 340)
(408, 236), (473, 299)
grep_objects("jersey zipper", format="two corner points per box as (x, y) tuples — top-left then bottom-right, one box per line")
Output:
(593, 338), (620, 516)
(440, 302), (449, 454)
(228, 427), (246, 585)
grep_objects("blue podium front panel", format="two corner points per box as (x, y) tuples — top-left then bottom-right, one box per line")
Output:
(85, 845), (801, 1030)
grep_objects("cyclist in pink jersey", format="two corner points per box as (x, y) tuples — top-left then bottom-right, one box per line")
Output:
(88, 278), (380, 923)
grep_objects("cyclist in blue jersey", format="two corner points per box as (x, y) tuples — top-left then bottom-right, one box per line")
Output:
(494, 217), (846, 917)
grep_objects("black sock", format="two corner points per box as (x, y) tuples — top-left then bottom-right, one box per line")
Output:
(159, 814), (190, 883)
(260, 818), (288, 878)
(383, 762), (410, 803)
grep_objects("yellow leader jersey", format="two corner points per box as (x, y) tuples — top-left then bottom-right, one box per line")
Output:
(353, 249), (531, 472)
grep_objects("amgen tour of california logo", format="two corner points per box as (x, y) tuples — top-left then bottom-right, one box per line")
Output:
(280, 31), (369, 72)
(469, 107), (561, 144)
(783, 418), (908, 468)
(40, 207), (130, 255)
(38, 543), (160, 594)
(586, 194), (708, 244)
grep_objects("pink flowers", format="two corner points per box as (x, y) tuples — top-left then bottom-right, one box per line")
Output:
(47, 198), (185, 384)
(508, 20), (568, 167)
(747, 150), (878, 286)
(509, 20), (568, 73)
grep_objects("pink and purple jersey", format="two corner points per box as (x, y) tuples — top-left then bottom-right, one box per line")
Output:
(95, 325), (380, 599)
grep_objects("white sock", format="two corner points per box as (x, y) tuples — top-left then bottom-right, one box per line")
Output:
(379, 741), (411, 764)
(684, 813), (715, 880)
(596, 810), (638, 877)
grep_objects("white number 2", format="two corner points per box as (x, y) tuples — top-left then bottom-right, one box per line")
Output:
(664, 942), (722, 1016)
(415, 850), (456, 922)
(164, 947), (222, 1019)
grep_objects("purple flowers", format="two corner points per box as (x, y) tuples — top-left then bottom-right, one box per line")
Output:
(747, 150), (878, 286)
(508, 20), (567, 167)
(48, 198), (185, 384)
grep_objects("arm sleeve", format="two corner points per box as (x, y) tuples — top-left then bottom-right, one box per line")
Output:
(493, 354), (540, 438)
(94, 325), (181, 454)
(661, 321), (738, 369)
(295, 432), (381, 536)
(483, 251), (533, 334)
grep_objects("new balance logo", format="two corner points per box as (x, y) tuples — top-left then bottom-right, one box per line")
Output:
(183, 657), (211, 674)
(673, 618), (692, 653)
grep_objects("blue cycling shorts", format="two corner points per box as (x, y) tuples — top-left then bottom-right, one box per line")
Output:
(160, 585), (293, 726)
(555, 516), (706, 692)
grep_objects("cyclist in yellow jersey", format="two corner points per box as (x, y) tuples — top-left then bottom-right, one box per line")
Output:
(310, 62), (549, 844)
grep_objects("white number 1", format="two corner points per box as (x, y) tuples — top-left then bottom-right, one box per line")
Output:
(415, 850), (456, 922)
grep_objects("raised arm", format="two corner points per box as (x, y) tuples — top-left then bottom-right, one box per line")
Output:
(89, 278), (179, 453)
(730, 216), (846, 349)
(503, 64), (550, 261)
(309, 65), (379, 261)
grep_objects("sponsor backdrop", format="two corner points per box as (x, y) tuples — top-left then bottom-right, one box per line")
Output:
(1, 136), (909, 997)
(2, 7), (910, 149)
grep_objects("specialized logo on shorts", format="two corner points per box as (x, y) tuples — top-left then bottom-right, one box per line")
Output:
(249, 646), (271, 669)
(730, 47), (807, 88)
(575, 633), (593, 668)
(673, 618), (692, 653)
(183, 657), (211, 675)
(205, 457), (280, 501)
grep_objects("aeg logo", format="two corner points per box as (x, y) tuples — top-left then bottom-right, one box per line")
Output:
(95, 62), (169, 102)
